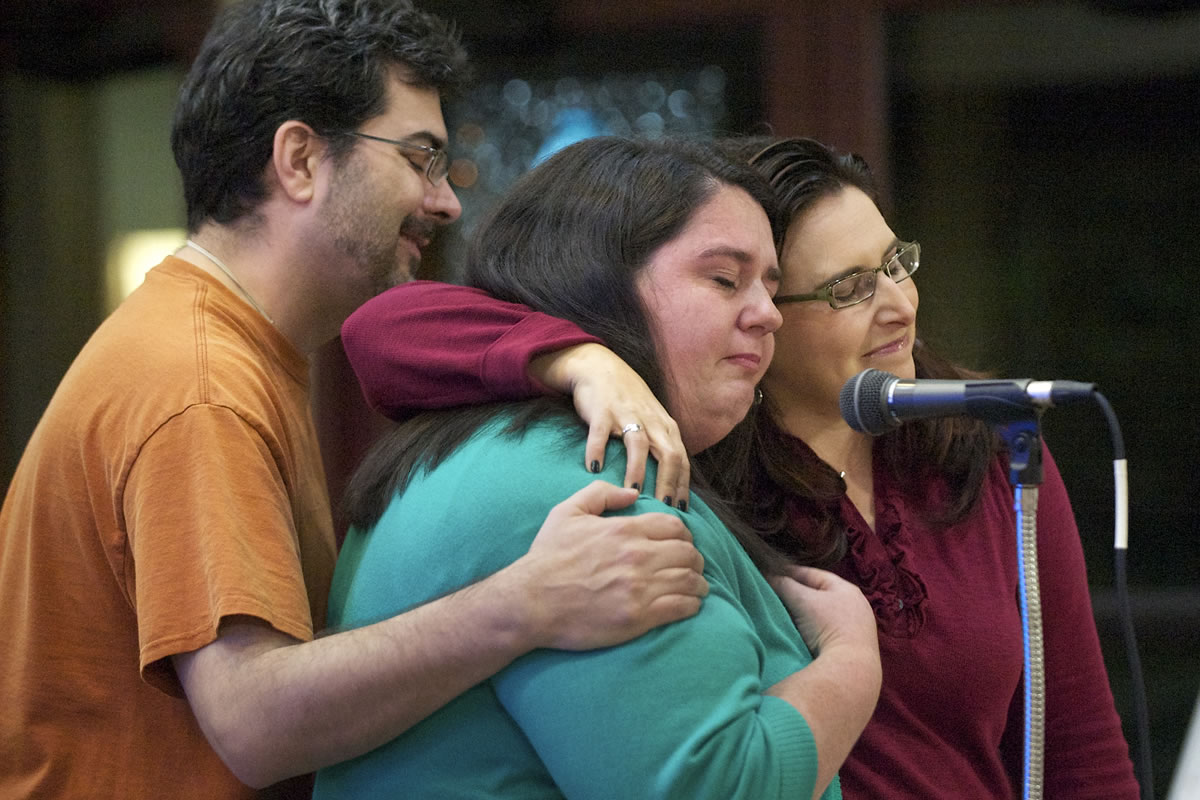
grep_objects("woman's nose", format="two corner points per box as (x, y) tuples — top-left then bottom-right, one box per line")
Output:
(874, 272), (918, 322)
(745, 284), (783, 333)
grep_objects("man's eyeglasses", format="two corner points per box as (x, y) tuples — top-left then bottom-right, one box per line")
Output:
(346, 131), (450, 186)
(774, 241), (921, 309)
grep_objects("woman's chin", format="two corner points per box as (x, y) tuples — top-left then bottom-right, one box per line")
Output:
(875, 352), (916, 380)
(701, 409), (755, 453)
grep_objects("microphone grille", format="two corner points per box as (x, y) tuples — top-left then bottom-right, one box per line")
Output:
(840, 369), (895, 435)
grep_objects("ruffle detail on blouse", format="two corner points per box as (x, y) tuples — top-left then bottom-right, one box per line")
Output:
(775, 433), (929, 639)
(837, 480), (928, 639)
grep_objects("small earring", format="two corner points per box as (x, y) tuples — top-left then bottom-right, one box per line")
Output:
(754, 387), (764, 406)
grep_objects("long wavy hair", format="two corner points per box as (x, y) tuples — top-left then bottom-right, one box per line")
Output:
(344, 136), (790, 574)
(701, 136), (1001, 568)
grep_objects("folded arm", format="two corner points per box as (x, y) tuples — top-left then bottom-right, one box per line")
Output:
(767, 565), (883, 798)
(497, 505), (878, 800)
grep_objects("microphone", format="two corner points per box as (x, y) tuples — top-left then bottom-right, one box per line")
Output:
(839, 368), (1097, 435)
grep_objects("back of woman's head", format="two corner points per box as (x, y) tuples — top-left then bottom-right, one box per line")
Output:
(465, 136), (782, 401)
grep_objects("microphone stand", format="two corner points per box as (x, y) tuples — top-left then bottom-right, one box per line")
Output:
(998, 415), (1046, 800)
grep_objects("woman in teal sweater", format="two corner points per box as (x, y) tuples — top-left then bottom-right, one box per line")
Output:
(314, 137), (880, 800)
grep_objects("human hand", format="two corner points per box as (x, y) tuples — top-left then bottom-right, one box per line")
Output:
(529, 343), (690, 507)
(515, 480), (708, 650)
(765, 566), (881, 798)
(768, 565), (879, 661)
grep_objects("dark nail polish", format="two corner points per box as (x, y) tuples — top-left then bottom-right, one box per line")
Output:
(678, 500), (688, 512)
(663, 496), (673, 507)
(590, 460), (600, 473)
(631, 482), (640, 492)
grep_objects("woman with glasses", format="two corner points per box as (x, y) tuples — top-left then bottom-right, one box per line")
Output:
(701, 138), (1134, 798)
(338, 136), (1138, 799)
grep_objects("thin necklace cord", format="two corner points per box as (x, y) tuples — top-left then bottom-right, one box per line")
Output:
(184, 239), (275, 325)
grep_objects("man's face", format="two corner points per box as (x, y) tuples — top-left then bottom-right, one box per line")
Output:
(319, 74), (462, 302)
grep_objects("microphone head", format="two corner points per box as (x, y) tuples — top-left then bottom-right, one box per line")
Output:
(840, 369), (898, 435)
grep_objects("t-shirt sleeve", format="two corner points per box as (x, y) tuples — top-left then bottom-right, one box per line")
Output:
(123, 404), (316, 695)
(1037, 446), (1140, 798)
(492, 498), (820, 800)
(340, 280), (602, 420)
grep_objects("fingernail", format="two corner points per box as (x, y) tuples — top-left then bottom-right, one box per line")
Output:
(678, 500), (688, 512)
(663, 496), (673, 507)
(631, 482), (640, 492)
(590, 460), (600, 473)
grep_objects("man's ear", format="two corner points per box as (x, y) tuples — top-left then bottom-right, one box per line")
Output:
(271, 120), (327, 204)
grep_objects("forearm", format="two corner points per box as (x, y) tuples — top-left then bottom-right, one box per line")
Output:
(176, 566), (538, 787)
(528, 341), (612, 394)
(178, 478), (706, 788)
(341, 281), (599, 418)
(496, 586), (838, 799)
(766, 647), (881, 800)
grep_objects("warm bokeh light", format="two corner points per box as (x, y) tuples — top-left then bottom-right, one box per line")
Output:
(105, 228), (187, 312)
(455, 122), (485, 148)
(449, 158), (479, 189)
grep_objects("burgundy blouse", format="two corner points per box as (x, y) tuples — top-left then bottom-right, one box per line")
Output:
(341, 279), (1140, 800)
(770, 431), (1138, 799)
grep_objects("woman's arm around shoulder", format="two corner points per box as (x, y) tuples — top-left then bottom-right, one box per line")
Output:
(341, 280), (601, 418)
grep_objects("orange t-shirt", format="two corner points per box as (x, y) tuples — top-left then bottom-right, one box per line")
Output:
(0, 257), (336, 798)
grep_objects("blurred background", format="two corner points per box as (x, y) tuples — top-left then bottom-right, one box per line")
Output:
(3, 0), (1197, 793)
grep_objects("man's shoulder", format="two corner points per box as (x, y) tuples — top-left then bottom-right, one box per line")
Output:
(39, 274), (304, 475)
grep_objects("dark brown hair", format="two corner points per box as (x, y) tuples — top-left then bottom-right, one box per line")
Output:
(172, 0), (470, 231)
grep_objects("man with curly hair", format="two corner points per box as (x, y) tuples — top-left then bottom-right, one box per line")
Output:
(0, 2), (707, 796)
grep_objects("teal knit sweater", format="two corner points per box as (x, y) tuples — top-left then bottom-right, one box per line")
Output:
(314, 412), (838, 800)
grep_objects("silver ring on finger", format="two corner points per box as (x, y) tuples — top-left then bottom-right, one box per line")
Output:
(621, 422), (643, 437)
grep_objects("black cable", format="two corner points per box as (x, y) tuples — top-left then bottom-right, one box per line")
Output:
(1095, 392), (1126, 462)
(1095, 391), (1154, 800)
